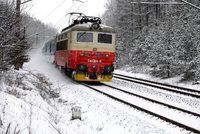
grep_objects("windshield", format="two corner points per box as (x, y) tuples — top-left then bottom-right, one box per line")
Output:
(98, 33), (112, 44)
(77, 32), (93, 43)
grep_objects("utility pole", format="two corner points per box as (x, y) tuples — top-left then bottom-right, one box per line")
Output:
(131, 4), (134, 38)
(16, 0), (21, 38)
(14, 0), (32, 70)
(167, 14), (172, 78)
(1, 46), (4, 70)
(16, 0), (32, 38)
(36, 34), (39, 47)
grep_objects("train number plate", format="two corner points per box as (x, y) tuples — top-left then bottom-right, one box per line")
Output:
(88, 59), (102, 63)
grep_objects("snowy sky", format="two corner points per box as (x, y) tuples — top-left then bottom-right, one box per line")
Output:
(27, 0), (107, 29)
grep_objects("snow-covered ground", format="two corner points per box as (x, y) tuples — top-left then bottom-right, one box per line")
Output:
(0, 47), (199, 134)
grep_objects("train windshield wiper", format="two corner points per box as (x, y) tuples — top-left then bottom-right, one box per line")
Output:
(77, 32), (86, 41)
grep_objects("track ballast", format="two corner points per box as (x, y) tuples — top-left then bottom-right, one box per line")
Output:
(81, 81), (200, 133)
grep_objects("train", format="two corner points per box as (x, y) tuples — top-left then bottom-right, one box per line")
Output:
(43, 13), (116, 82)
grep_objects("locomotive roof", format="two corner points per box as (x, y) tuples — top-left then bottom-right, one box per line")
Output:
(61, 23), (115, 34)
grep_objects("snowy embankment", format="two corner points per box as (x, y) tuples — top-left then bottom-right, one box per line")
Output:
(1, 48), (195, 134)
(0, 69), (61, 134)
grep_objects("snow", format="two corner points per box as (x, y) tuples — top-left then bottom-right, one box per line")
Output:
(91, 85), (200, 130)
(115, 67), (200, 91)
(110, 78), (200, 114)
(0, 47), (200, 133)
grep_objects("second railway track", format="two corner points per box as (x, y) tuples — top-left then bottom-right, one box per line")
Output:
(81, 82), (200, 133)
(113, 73), (200, 99)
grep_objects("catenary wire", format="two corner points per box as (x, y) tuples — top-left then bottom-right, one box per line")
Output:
(26, 0), (89, 39)
(19, 0), (88, 41)
(16, 0), (67, 34)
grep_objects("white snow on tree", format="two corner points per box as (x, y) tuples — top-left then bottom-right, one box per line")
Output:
(103, 0), (200, 81)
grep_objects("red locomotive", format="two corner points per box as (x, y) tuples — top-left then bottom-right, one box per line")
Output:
(44, 13), (116, 82)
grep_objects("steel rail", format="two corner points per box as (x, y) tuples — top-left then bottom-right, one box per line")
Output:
(113, 73), (200, 99)
(82, 83), (200, 133)
(102, 83), (200, 117)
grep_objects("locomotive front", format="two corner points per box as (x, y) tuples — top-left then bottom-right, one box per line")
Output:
(71, 22), (115, 81)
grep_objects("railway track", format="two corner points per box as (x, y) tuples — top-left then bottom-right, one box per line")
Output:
(81, 82), (200, 133)
(113, 73), (200, 99)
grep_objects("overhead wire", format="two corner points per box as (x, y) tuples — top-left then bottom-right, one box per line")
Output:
(57, 0), (89, 30)
(2, 0), (90, 51)
(42, 0), (67, 20)
(57, 1), (77, 30)
(58, 0), (88, 29)
(22, 0), (81, 40)
(17, 0), (67, 34)
(28, 0), (89, 36)
(75, 0), (89, 12)
(20, 0), (90, 42)
(8, 0), (68, 45)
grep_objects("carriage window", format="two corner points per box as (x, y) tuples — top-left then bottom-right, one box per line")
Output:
(77, 32), (93, 43)
(56, 40), (68, 50)
(98, 34), (112, 44)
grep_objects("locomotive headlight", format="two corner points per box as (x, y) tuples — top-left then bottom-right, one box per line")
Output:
(77, 64), (87, 72)
(91, 23), (100, 30)
(104, 66), (114, 72)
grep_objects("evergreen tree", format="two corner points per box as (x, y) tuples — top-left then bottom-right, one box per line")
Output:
(103, 0), (200, 81)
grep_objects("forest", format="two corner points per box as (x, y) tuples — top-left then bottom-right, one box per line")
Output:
(102, 0), (200, 81)
(0, 0), (56, 72)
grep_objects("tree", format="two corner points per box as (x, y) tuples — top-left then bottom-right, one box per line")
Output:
(0, 0), (57, 71)
(0, 0), (17, 70)
(103, 0), (200, 81)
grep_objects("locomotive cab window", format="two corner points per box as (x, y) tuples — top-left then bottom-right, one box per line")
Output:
(98, 33), (112, 44)
(77, 32), (93, 43)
